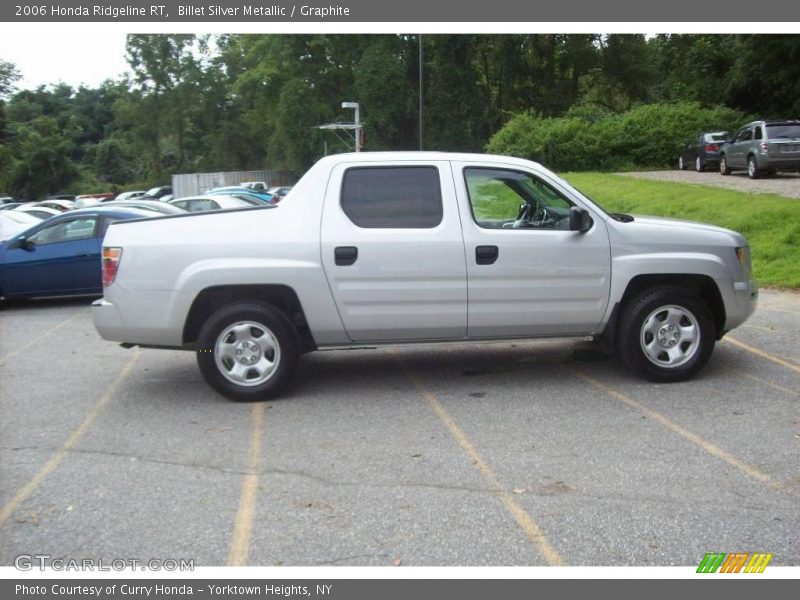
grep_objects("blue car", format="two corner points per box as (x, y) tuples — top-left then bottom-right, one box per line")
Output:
(0, 206), (154, 299)
(207, 186), (274, 204)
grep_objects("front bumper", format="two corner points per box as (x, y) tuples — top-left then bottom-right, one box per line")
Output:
(723, 278), (758, 332)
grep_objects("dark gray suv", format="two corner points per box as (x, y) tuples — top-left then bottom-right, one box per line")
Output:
(719, 120), (800, 178)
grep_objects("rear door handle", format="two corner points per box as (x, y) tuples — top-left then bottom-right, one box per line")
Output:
(334, 246), (358, 266)
(475, 245), (498, 265)
(74, 253), (91, 257)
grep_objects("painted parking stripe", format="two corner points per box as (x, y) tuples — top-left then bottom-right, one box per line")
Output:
(392, 350), (564, 566)
(737, 371), (799, 398)
(226, 402), (265, 566)
(567, 366), (790, 496)
(0, 348), (141, 525)
(724, 336), (800, 376)
(757, 306), (800, 317)
(0, 311), (82, 368)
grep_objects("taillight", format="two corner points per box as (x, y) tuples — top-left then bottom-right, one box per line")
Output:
(704, 144), (719, 152)
(102, 247), (122, 287)
(760, 142), (769, 153)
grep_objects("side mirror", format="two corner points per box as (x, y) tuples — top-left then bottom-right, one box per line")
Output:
(9, 236), (33, 251)
(569, 207), (592, 233)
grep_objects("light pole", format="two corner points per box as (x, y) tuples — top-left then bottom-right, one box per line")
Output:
(341, 101), (362, 152)
(418, 34), (423, 151)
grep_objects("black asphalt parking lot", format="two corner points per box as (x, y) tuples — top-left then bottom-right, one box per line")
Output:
(1, 290), (798, 567)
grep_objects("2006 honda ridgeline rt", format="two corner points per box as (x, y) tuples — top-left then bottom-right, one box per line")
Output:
(92, 153), (757, 400)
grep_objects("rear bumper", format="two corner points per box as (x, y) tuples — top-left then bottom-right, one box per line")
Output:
(92, 289), (190, 347)
(758, 155), (800, 170)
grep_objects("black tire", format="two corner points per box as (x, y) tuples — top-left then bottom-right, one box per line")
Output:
(196, 301), (300, 401)
(678, 155), (686, 170)
(695, 156), (704, 172)
(719, 155), (731, 175)
(617, 286), (715, 382)
(747, 155), (760, 179)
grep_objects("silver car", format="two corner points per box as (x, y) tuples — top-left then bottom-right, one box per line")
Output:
(719, 120), (800, 178)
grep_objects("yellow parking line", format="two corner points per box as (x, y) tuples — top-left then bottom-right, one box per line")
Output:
(758, 306), (800, 317)
(738, 371), (799, 398)
(724, 336), (800, 376)
(227, 402), (265, 566)
(567, 367), (787, 494)
(392, 350), (564, 566)
(0, 348), (141, 525)
(0, 312), (82, 368)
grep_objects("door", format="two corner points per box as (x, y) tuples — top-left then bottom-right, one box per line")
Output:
(453, 163), (611, 338)
(1, 215), (101, 296)
(320, 161), (468, 342)
(729, 127), (752, 168)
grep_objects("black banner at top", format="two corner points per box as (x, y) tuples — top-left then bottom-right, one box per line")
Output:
(2, 0), (800, 22)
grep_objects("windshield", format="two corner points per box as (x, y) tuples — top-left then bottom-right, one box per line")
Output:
(705, 133), (727, 142)
(766, 124), (800, 139)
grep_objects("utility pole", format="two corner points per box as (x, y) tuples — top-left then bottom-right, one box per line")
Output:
(418, 34), (424, 151)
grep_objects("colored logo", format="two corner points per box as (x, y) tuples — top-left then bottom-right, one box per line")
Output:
(697, 552), (773, 573)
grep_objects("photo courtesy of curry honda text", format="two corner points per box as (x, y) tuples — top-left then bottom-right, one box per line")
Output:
(92, 152), (758, 401)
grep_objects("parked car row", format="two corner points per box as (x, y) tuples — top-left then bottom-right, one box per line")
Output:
(679, 119), (800, 178)
(0, 182), (293, 301)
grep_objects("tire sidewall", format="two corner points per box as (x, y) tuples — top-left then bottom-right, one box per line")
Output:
(720, 155), (730, 175)
(618, 287), (716, 382)
(196, 302), (300, 401)
(748, 155), (760, 179)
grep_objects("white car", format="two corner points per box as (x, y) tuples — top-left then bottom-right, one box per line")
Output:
(114, 191), (146, 202)
(14, 205), (61, 220)
(0, 211), (40, 242)
(35, 199), (75, 212)
(168, 195), (262, 212)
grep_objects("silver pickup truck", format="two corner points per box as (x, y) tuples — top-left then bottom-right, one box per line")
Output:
(93, 152), (757, 400)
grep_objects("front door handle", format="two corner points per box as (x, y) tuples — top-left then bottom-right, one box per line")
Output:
(475, 245), (498, 265)
(334, 246), (358, 266)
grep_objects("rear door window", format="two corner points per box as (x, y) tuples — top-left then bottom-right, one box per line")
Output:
(341, 167), (443, 228)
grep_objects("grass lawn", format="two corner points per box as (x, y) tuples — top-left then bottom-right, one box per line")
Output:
(562, 173), (800, 289)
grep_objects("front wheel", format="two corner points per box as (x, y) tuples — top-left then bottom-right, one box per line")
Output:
(678, 156), (686, 170)
(196, 301), (300, 401)
(617, 287), (715, 382)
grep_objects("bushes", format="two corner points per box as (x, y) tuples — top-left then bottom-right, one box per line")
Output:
(487, 102), (746, 171)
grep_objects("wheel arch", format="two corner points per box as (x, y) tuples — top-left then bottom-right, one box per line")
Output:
(603, 273), (726, 350)
(183, 284), (317, 352)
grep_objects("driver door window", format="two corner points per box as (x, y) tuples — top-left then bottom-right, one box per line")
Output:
(28, 217), (97, 245)
(464, 167), (573, 230)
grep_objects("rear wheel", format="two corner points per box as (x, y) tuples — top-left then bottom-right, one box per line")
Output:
(695, 156), (704, 172)
(747, 155), (760, 179)
(719, 155), (731, 175)
(196, 301), (299, 401)
(617, 287), (715, 382)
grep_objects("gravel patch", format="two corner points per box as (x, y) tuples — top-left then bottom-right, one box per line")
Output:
(619, 170), (800, 199)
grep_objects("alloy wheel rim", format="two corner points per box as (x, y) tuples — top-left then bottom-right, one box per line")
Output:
(214, 321), (281, 386)
(639, 305), (700, 369)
